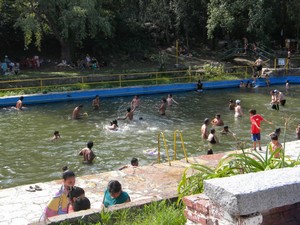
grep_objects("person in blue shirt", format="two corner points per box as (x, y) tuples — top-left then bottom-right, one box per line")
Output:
(102, 180), (131, 207)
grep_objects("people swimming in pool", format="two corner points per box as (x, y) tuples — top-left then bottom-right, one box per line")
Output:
(207, 128), (219, 144)
(270, 90), (279, 110)
(92, 95), (100, 110)
(72, 105), (84, 119)
(107, 120), (118, 130)
(296, 123), (300, 139)
(118, 107), (135, 121)
(167, 94), (179, 106)
(119, 157), (139, 170)
(220, 125), (236, 138)
(286, 80), (290, 91)
(277, 90), (286, 106)
(201, 118), (210, 140)
(239, 81), (244, 88)
(234, 100), (244, 117)
(51, 131), (61, 140)
(228, 99), (235, 110)
(78, 141), (96, 164)
(197, 80), (203, 91)
(159, 98), (167, 115)
(211, 114), (224, 126)
(207, 149), (213, 155)
(16, 96), (24, 110)
(131, 95), (140, 109)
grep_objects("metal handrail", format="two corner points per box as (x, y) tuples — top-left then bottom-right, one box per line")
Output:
(0, 66), (256, 93)
(173, 130), (188, 163)
(157, 132), (171, 166)
(157, 130), (188, 165)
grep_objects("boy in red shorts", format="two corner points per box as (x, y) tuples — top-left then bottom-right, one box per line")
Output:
(249, 109), (272, 151)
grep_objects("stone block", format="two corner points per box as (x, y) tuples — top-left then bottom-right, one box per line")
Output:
(204, 167), (300, 216)
(237, 213), (263, 225)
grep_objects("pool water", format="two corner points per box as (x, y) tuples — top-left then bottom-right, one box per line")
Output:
(0, 85), (299, 188)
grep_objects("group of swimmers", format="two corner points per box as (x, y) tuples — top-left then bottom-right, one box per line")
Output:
(200, 86), (298, 157)
(89, 94), (178, 130)
(200, 99), (244, 148)
(51, 93), (180, 164)
(201, 114), (236, 148)
(200, 107), (285, 156)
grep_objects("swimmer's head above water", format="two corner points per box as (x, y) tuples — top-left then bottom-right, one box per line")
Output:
(204, 118), (209, 125)
(87, 141), (93, 149)
(131, 157), (139, 167)
(110, 119), (118, 127)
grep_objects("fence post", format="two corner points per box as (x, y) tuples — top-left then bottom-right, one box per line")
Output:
(81, 76), (84, 90)
(40, 79), (43, 93)
(119, 74), (122, 87)
(188, 66), (191, 82)
(156, 72), (158, 85)
(274, 58), (277, 71)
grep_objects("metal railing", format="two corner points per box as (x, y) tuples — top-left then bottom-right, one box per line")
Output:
(0, 66), (255, 94)
(173, 130), (188, 163)
(157, 130), (188, 165)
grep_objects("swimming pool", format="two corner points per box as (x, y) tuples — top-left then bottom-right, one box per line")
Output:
(0, 85), (299, 188)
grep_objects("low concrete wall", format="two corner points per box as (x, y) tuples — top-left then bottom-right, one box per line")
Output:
(30, 196), (177, 225)
(183, 167), (300, 225)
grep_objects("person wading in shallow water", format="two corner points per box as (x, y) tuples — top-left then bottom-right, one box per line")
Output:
(92, 95), (100, 110)
(201, 118), (210, 140)
(78, 141), (96, 164)
(16, 96), (24, 110)
(72, 105), (84, 119)
(249, 109), (272, 151)
(118, 107), (135, 121)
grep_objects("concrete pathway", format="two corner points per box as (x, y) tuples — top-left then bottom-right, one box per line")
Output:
(0, 140), (299, 225)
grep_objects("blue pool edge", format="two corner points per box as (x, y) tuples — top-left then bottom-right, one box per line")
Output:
(1, 76), (300, 107)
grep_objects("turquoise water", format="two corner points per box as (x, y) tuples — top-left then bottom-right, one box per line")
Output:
(0, 85), (299, 188)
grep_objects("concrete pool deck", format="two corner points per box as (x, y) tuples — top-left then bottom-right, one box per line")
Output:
(0, 140), (299, 225)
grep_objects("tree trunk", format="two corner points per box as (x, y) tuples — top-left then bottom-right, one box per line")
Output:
(186, 31), (189, 52)
(60, 39), (71, 63)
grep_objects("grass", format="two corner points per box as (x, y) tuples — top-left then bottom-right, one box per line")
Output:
(58, 200), (186, 225)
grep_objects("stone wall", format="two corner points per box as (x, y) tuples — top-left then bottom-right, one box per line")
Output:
(183, 167), (300, 225)
(183, 194), (300, 225)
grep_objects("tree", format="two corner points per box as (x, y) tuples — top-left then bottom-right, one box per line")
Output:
(15, 0), (114, 61)
(171, 0), (208, 49)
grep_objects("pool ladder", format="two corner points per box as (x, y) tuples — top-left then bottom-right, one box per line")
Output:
(157, 130), (188, 165)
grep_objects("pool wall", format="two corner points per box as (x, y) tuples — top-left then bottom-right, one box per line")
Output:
(0, 76), (299, 107)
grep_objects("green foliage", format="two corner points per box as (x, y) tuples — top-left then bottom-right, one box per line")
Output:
(14, 0), (114, 60)
(1, 0), (300, 60)
(178, 144), (300, 202)
(203, 63), (224, 76)
(58, 200), (186, 225)
(150, 51), (169, 71)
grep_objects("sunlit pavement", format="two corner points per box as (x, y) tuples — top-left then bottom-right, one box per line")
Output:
(0, 140), (299, 225)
